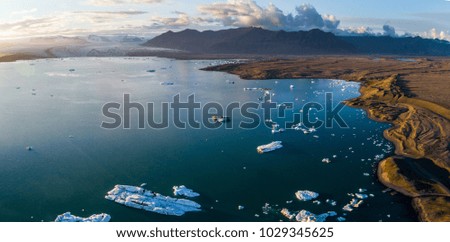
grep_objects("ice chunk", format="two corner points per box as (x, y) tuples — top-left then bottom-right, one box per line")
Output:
(55, 212), (110, 222)
(105, 185), (201, 216)
(173, 185), (200, 198)
(238, 205), (245, 210)
(295, 210), (336, 222)
(337, 217), (346, 222)
(257, 141), (283, 154)
(295, 190), (319, 201)
(322, 158), (331, 164)
(281, 208), (295, 220)
(355, 193), (368, 199)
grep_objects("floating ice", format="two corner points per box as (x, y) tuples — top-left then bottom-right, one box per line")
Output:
(257, 141), (283, 154)
(337, 217), (346, 222)
(55, 212), (110, 222)
(238, 205), (245, 210)
(281, 208), (295, 220)
(105, 185), (201, 216)
(355, 193), (368, 199)
(295, 210), (337, 222)
(326, 199), (337, 206)
(173, 185), (200, 198)
(295, 190), (319, 201)
(322, 158), (331, 164)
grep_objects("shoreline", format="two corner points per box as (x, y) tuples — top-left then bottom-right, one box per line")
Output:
(202, 57), (450, 221)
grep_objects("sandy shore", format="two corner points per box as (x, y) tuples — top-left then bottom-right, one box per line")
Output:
(203, 56), (450, 221)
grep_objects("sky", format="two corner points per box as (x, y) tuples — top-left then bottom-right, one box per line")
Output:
(0, 0), (449, 40)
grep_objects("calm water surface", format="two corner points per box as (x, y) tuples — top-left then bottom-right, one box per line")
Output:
(0, 57), (415, 222)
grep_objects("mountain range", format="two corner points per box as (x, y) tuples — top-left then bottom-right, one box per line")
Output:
(144, 27), (450, 56)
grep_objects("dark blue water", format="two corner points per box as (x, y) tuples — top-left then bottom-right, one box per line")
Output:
(0, 57), (416, 222)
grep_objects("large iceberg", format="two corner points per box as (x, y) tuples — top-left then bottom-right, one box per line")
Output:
(257, 141), (283, 154)
(295, 190), (319, 201)
(55, 212), (111, 222)
(173, 185), (200, 198)
(281, 209), (336, 222)
(105, 185), (201, 216)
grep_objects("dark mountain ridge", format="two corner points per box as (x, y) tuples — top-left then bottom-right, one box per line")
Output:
(144, 27), (450, 56)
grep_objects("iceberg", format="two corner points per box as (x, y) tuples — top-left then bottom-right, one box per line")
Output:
(55, 212), (110, 222)
(173, 185), (200, 198)
(295, 190), (319, 201)
(281, 208), (295, 220)
(105, 185), (201, 216)
(295, 210), (337, 222)
(257, 141), (283, 154)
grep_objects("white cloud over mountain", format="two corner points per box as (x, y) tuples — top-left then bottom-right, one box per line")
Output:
(197, 0), (340, 31)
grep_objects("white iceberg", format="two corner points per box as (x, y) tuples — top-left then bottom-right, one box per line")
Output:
(295, 190), (319, 201)
(173, 185), (200, 198)
(105, 185), (201, 216)
(295, 210), (337, 222)
(55, 212), (110, 222)
(257, 141), (283, 154)
(355, 193), (368, 199)
(281, 208), (295, 220)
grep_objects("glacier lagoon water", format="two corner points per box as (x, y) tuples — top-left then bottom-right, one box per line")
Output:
(0, 57), (415, 222)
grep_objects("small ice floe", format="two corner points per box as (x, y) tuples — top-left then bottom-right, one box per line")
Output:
(369, 194), (375, 197)
(105, 185), (201, 216)
(257, 141), (282, 154)
(312, 200), (321, 205)
(342, 204), (353, 212)
(55, 212), (110, 222)
(295, 190), (319, 201)
(211, 115), (230, 123)
(173, 185), (200, 198)
(281, 208), (295, 220)
(313, 135), (319, 139)
(325, 199), (337, 206)
(322, 158), (331, 164)
(355, 193), (368, 199)
(271, 123), (285, 134)
(140, 183), (147, 187)
(286, 200), (293, 204)
(262, 203), (273, 215)
(332, 155), (337, 158)
(358, 188), (367, 193)
(289, 85), (294, 89)
(68, 135), (74, 139)
(26, 146), (33, 151)
(363, 173), (370, 176)
(160, 82), (174, 86)
(254, 214), (260, 217)
(342, 198), (363, 212)
(337, 217), (346, 222)
(295, 210), (337, 222)
(238, 205), (245, 210)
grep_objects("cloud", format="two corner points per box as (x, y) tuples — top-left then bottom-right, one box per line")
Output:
(197, 0), (340, 31)
(382, 24), (396, 37)
(150, 12), (192, 28)
(11, 8), (38, 16)
(422, 28), (448, 40)
(87, 0), (163, 6)
(0, 10), (150, 38)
